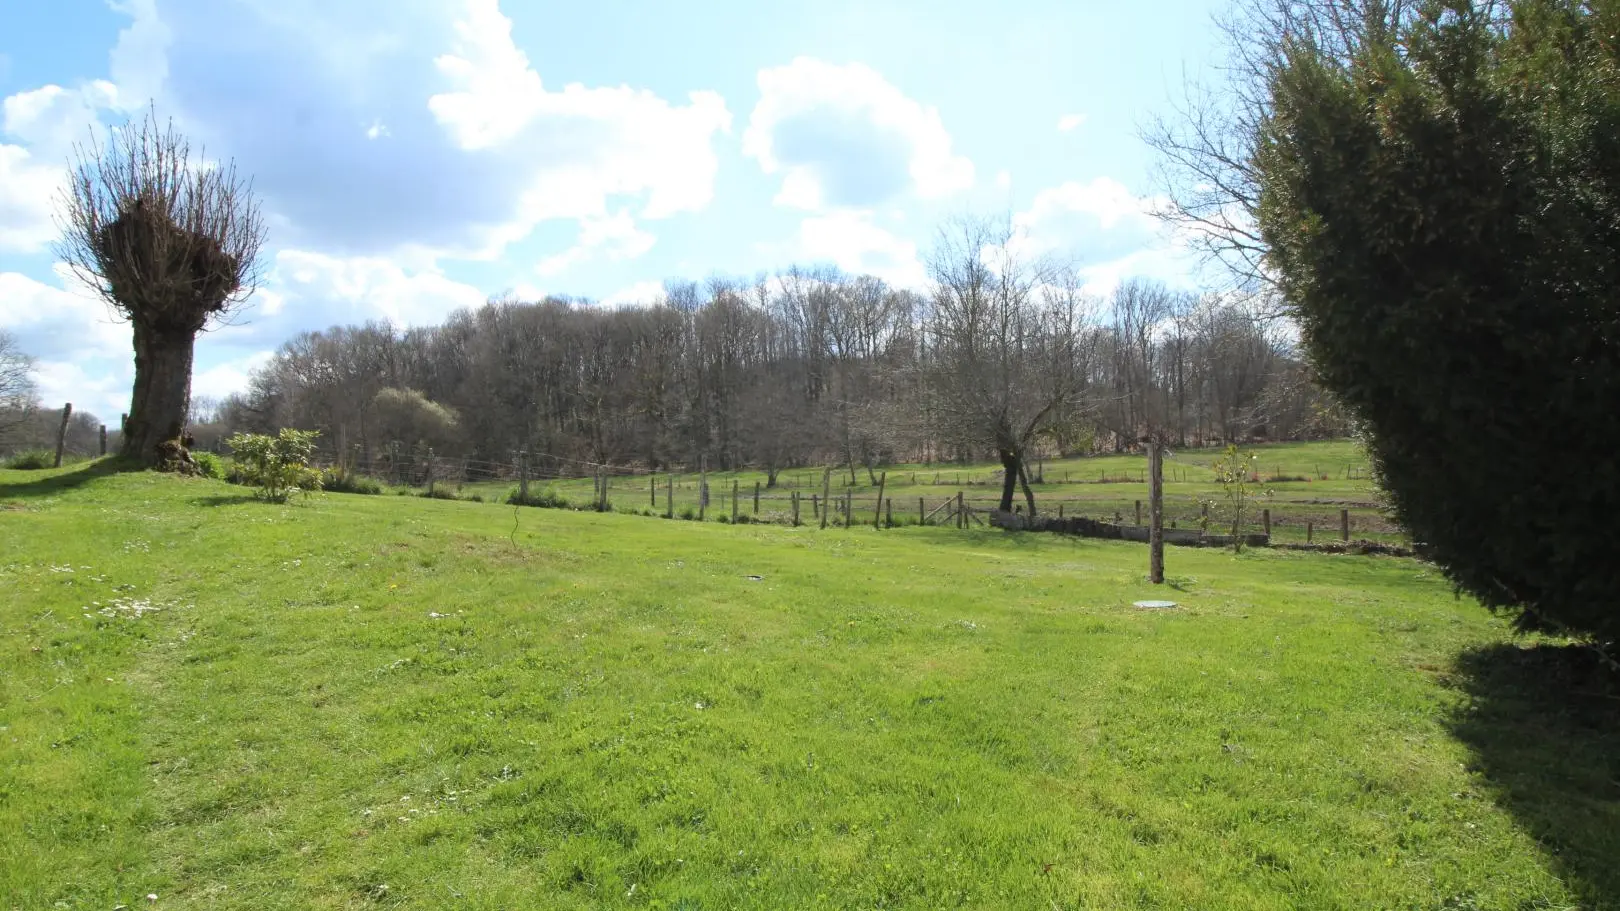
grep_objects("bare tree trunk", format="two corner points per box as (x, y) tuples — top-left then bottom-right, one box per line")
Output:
(1018, 461), (1038, 517)
(997, 448), (1019, 512)
(121, 322), (195, 463)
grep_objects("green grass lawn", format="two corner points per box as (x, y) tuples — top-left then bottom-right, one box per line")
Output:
(2, 461), (1615, 909)
(434, 440), (1396, 545)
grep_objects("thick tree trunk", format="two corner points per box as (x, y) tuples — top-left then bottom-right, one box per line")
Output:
(121, 322), (195, 464)
(998, 448), (1020, 512)
(1018, 461), (1038, 517)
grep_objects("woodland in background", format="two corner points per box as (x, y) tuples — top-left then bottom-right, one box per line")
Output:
(216, 255), (1348, 484)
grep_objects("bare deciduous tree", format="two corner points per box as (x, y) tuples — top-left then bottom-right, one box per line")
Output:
(57, 109), (266, 464)
(0, 330), (40, 443)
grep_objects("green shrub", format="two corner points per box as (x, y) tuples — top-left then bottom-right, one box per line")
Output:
(2, 450), (53, 470)
(507, 487), (569, 509)
(322, 470), (383, 495)
(225, 430), (322, 503)
(192, 451), (226, 480)
(420, 487), (460, 500)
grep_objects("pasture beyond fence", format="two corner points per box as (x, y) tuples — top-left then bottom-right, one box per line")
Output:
(302, 444), (1396, 547)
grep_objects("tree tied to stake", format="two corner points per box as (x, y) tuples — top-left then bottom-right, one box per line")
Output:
(57, 108), (266, 465)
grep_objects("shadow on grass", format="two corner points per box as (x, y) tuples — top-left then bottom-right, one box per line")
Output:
(1446, 643), (1620, 909)
(192, 493), (259, 508)
(0, 457), (131, 500)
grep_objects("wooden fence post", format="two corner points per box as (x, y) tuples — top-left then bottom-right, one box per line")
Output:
(391, 441), (401, 486)
(1263, 508), (1272, 536)
(792, 491), (801, 526)
(753, 481), (760, 515)
(885, 498), (892, 528)
(651, 473), (656, 507)
(821, 472), (831, 529)
(699, 457), (708, 521)
(1135, 500), (1142, 526)
(1149, 441), (1164, 585)
(918, 496), (925, 525)
(667, 473), (675, 519)
(873, 471), (887, 530)
(1341, 509), (1350, 542)
(844, 488), (852, 527)
(1058, 504), (1064, 518)
(425, 448), (435, 494)
(1307, 521), (1314, 543)
(956, 491), (965, 529)
(732, 479), (739, 523)
(98, 424), (107, 456)
(53, 403), (72, 467)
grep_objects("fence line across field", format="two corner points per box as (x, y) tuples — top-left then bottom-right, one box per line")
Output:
(303, 447), (1381, 543)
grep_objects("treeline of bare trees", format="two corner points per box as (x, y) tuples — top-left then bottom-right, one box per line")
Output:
(219, 227), (1345, 492)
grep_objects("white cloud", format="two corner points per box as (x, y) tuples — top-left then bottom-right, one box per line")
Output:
(0, 267), (129, 359)
(794, 212), (926, 289)
(0, 145), (60, 253)
(193, 350), (274, 399)
(535, 210), (656, 277)
(994, 169), (1012, 191)
(744, 57), (974, 210)
(1056, 112), (1087, 133)
(1011, 177), (1163, 259)
(426, 0), (731, 255)
(269, 249), (489, 326)
(107, 0), (171, 108)
(0, 80), (127, 255)
(364, 120), (390, 140)
(30, 360), (131, 421)
(600, 280), (666, 308)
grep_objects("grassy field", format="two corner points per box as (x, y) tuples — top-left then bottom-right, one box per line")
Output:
(421, 440), (1397, 545)
(2, 461), (1616, 909)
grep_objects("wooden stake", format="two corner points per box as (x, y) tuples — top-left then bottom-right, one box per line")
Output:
(732, 479), (739, 523)
(873, 471), (887, 530)
(699, 456), (708, 521)
(1135, 500), (1142, 526)
(667, 473), (675, 519)
(753, 481), (760, 515)
(1307, 521), (1314, 543)
(919, 496), (925, 525)
(821, 471), (831, 529)
(1341, 508), (1350, 542)
(54, 403), (72, 468)
(98, 424), (107, 456)
(1263, 508), (1272, 536)
(1149, 442), (1164, 585)
(792, 491), (801, 526)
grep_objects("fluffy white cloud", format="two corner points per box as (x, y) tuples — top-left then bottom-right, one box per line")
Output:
(192, 350), (274, 400)
(269, 249), (489, 327)
(110, 0), (730, 262)
(744, 57), (974, 210)
(793, 212), (926, 289)
(29, 359), (131, 421)
(1011, 177), (1164, 260)
(536, 211), (656, 277)
(0, 146), (60, 253)
(1056, 112), (1087, 133)
(598, 280), (667, 308)
(0, 80), (125, 255)
(0, 268), (129, 359)
(424, 0), (730, 250)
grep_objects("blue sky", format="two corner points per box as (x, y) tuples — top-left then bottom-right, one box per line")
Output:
(0, 0), (1225, 421)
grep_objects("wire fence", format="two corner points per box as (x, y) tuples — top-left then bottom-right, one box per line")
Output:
(301, 446), (1396, 546)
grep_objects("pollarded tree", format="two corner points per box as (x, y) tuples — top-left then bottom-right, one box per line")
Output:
(58, 109), (266, 465)
(1255, 0), (1620, 642)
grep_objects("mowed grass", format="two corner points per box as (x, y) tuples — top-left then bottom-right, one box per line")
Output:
(445, 441), (1394, 544)
(2, 462), (1615, 910)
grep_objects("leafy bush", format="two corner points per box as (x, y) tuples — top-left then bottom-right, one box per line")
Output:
(322, 470), (383, 495)
(420, 487), (460, 500)
(2, 450), (53, 470)
(1255, 2), (1620, 640)
(191, 451), (226, 480)
(225, 430), (322, 503)
(507, 487), (569, 509)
